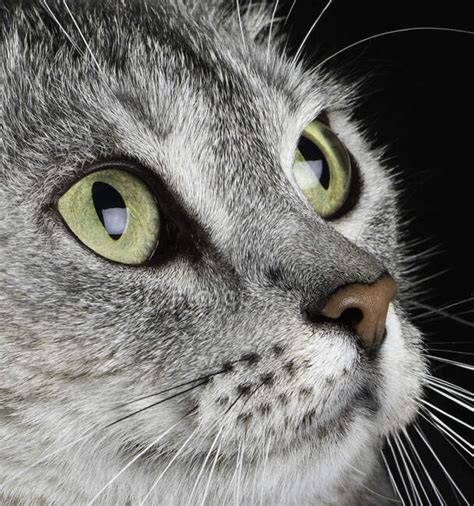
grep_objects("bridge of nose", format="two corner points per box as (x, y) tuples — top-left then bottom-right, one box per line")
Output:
(220, 202), (387, 302)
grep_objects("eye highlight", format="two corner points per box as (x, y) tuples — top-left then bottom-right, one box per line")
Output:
(58, 168), (160, 264)
(292, 120), (352, 218)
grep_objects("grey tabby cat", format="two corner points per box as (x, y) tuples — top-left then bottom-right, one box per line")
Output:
(0, 0), (428, 504)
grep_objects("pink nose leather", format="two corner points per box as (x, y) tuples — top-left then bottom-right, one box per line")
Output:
(321, 274), (398, 352)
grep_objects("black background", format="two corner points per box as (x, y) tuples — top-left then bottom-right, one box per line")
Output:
(278, 0), (472, 503)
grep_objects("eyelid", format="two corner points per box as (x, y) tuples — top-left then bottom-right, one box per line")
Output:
(53, 159), (159, 205)
(315, 110), (330, 126)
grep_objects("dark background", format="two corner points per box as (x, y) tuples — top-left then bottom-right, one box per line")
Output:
(278, 0), (472, 503)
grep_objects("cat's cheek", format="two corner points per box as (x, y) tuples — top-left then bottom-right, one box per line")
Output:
(376, 305), (426, 434)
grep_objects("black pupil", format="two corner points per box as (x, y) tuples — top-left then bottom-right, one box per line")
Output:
(298, 136), (330, 190)
(91, 182), (128, 240)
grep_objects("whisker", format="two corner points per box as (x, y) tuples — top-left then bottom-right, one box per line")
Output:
(221, 441), (241, 505)
(395, 434), (429, 505)
(387, 437), (412, 504)
(428, 348), (474, 357)
(186, 426), (223, 506)
(401, 428), (446, 505)
(62, 0), (102, 72)
(139, 428), (200, 505)
(412, 301), (474, 328)
(87, 409), (195, 505)
(106, 380), (208, 429)
(266, 0), (280, 64)
(199, 433), (223, 506)
(235, 438), (245, 506)
(259, 431), (272, 506)
(426, 355), (473, 371)
(291, 0), (334, 65)
(0, 381), (207, 489)
(393, 436), (422, 505)
(252, 433), (272, 506)
(429, 340), (473, 346)
(412, 297), (474, 320)
(420, 416), (473, 470)
(113, 365), (235, 410)
(346, 462), (400, 503)
(314, 27), (474, 72)
(235, 0), (246, 49)
(425, 382), (473, 405)
(0, 431), (91, 489)
(283, 0), (298, 27)
(381, 449), (406, 506)
(426, 376), (472, 397)
(419, 411), (473, 458)
(414, 424), (469, 505)
(41, 0), (83, 54)
(407, 269), (452, 289)
(420, 399), (470, 429)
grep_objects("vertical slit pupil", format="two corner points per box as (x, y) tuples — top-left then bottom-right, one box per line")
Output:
(91, 182), (128, 240)
(298, 136), (330, 190)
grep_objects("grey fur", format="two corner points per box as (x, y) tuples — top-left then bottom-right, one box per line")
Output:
(0, 0), (426, 504)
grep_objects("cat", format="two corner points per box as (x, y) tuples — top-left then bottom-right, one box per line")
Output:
(0, 0), (436, 504)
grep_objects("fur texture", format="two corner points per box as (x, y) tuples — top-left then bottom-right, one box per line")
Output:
(0, 0), (426, 504)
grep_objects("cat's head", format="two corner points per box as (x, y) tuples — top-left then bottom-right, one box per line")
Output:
(0, 0), (426, 503)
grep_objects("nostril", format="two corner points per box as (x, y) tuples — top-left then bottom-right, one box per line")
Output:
(301, 303), (326, 324)
(339, 307), (363, 329)
(319, 273), (397, 353)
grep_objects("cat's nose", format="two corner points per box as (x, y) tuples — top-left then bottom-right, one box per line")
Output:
(319, 274), (398, 353)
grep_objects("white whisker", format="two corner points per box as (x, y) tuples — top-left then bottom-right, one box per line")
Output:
(414, 425), (469, 505)
(266, 0), (280, 64)
(259, 433), (272, 505)
(427, 376), (472, 397)
(235, 438), (245, 506)
(291, 0), (334, 65)
(314, 27), (474, 72)
(425, 382), (473, 405)
(221, 442), (241, 505)
(401, 429), (446, 505)
(411, 299), (474, 327)
(346, 462), (400, 503)
(381, 450), (405, 506)
(429, 340), (472, 346)
(427, 355), (473, 371)
(413, 297), (474, 320)
(419, 411), (473, 457)
(62, 0), (102, 73)
(408, 270), (452, 288)
(387, 437), (411, 504)
(186, 426), (223, 506)
(420, 399), (471, 429)
(0, 432), (92, 489)
(139, 428), (199, 505)
(235, 0), (246, 49)
(429, 348), (474, 357)
(199, 433), (223, 506)
(87, 418), (184, 505)
(395, 434), (429, 505)
(41, 0), (83, 54)
(393, 436), (421, 505)
(249, 433), (264, 505)
(283, 0), (298, 27)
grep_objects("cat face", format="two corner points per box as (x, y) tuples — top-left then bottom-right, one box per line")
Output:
(0, 0), (426, 503)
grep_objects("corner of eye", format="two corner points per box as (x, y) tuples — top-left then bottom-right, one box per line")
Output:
(316, 110), (330, 126)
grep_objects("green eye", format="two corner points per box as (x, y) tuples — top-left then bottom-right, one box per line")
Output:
(58, 168), (160, 265)
(292, 120), (352, 218)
